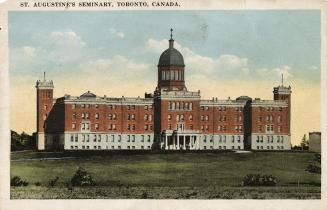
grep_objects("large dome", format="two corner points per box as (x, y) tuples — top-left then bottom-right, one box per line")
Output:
(158, 35), (185, 66)
(158, 47), (184, 66)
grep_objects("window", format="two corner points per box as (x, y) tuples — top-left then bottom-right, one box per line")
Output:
(95, 104), (99, 108)
(113, 114), (116, 120)
(168, 124), (172, 130)
(75, 135), (78, 142)
(72, 104), (76, 109)
(144, 105), (148, 110)
(95, 113), (99, 119)
(132, 135), (135, 142)
(70, 135), (74, 142)
(279, 107), (283, 112)
(86, 104), (90, 108)
(141, 135), (144, 142)
(144, 124), (148, 130)
(132, 124), (135, 130)
(168, 114), (171, 121)
(44, 105), (48, 110)
(98, 135), (101, 142)
(86, 135), (89, 142)
(82, 113), (85, 119)
(131, 114), (135, 120)
(72, 123), (76, 129)
(95, 124), (99, 130)
(147, 135), (151, 142)
(81, 104), (85, 108)
(144, 114), (148, 121)
(278, 115), (282, 123)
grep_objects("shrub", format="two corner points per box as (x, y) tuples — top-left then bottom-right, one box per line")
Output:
(243, 174), (277, 186)
(10, 176), (28, 187)
(48, 176), (59, 187)
(35, 182), (41, 186)
(71, 167), (95, 186)
(306, 164), (321, 174)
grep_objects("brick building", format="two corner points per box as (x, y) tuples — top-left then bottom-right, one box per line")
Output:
(35, 30), (292, 151)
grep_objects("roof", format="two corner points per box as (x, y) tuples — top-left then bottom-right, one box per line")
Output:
(158, 39), (184, 66)
(80, 91), (97, 98)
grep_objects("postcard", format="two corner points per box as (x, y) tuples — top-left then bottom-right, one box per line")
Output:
(0, 0), (326, 209)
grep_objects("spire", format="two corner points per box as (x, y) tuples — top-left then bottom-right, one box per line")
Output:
(169, 28), (174, 48)
(281, 73), (284, 86)
(44, 72), (46, 81)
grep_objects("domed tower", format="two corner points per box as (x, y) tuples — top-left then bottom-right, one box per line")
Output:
(157, 29), (186, 91)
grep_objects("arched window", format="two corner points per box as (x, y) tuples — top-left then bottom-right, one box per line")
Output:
(189, 102), (192, 110)
(166, 71), (170, 80)
(189, 114), (193, 121)
(178, 71), (182, 81)
(162, 71), (165, 80)
(185, 102), (189, 110)
(175, 70), (178, 80)
(176, 102), (180, 110)
(172, 102), (175, 110)
(176, 115), (180, 122)
(170, 71), (174, 80)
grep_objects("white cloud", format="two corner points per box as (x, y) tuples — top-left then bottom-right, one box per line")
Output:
(145, 38), (248, 78)
(22, 46), (37, 57)
(109, 28), (125, 38)
(256, 66), (293, 81)
(50, 30), (86, 46)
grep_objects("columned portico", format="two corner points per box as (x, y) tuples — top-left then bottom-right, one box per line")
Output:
(161, 130), (200, 150)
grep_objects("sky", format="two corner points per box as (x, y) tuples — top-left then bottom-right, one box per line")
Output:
(9, 11), (321, 145)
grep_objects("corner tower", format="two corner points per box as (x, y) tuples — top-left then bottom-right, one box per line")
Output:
(273, 75), (292, 134)
(35, 73), (54, 150)
(157, 29), (186, 91)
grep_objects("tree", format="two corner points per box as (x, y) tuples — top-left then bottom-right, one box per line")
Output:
(300, 134), (309, 150)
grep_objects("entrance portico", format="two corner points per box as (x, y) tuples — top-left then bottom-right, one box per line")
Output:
(161, 129), (200, 150)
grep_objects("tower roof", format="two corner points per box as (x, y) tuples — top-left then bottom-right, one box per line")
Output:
(158, 29), (185, 66)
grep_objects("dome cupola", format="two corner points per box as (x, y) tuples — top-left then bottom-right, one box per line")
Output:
(158, 32), (185, 67)
(157, 29), (186, 91)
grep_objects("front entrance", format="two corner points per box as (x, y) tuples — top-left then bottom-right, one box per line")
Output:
(161, 132), (199, 150)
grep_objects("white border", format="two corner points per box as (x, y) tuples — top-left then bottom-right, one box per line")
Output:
(0, 0), (326, 209)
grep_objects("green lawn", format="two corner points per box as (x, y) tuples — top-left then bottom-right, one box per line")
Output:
(10, 150), (320, 199)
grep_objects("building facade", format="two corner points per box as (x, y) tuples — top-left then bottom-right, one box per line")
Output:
(36, 31), (292, 151)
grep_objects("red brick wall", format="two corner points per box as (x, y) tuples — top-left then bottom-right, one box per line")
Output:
(199, 106), (244, 135)
(36, 89), (53, 132)
(64, 103), (154, 134)
(251, 106), (289, 134)
(159, 99), (200, 131)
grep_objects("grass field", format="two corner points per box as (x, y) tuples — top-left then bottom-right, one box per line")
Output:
(10, 150), (321, 199)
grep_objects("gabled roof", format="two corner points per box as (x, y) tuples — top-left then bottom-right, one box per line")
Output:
(80, 91), (97, 98)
